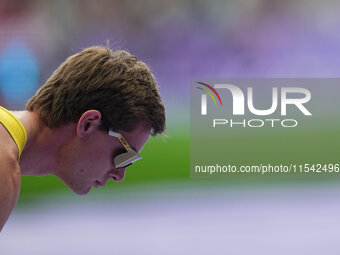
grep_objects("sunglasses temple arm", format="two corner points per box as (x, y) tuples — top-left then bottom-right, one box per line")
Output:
(108, 130), (133, 152)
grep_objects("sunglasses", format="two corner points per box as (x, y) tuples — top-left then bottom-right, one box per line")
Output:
(108, 129), (142, 168)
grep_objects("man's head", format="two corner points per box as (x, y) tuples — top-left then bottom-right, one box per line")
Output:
(26, 46), (165, 194)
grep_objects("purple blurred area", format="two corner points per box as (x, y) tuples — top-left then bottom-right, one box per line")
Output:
(1, 0), (340, 115)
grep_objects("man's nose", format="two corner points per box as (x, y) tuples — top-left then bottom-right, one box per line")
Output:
(110, 168), (126, 182)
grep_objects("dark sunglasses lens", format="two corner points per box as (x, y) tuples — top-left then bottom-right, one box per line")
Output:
(122, 163), (132, 168)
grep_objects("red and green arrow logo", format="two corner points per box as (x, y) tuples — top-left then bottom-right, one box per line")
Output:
(196, 82), (223, 106)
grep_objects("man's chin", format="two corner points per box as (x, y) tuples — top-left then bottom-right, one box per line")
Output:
(56, 175), (91, 195)
(70, 185), (91, 196)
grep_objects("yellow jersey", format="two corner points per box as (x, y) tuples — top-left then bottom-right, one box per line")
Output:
(0, 106), (27, 161)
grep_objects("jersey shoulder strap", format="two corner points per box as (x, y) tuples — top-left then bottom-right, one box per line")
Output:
(0, 106), (27, 161)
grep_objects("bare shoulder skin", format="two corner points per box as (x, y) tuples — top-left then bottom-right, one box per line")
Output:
(0, 123), (21, 232)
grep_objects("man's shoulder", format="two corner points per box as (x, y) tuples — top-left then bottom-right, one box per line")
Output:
(0, 121), (20, 187)
(0, 123), (21, 232)
(0, 122), (19, 164)
(0, 122), (20, 184)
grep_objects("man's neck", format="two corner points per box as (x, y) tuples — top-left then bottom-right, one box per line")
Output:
(10, 110), (71, 176)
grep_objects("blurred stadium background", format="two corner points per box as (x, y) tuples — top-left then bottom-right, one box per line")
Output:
(1, 0), (340, 254)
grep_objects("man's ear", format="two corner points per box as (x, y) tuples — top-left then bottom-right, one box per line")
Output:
(76, 110), (102, 137)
